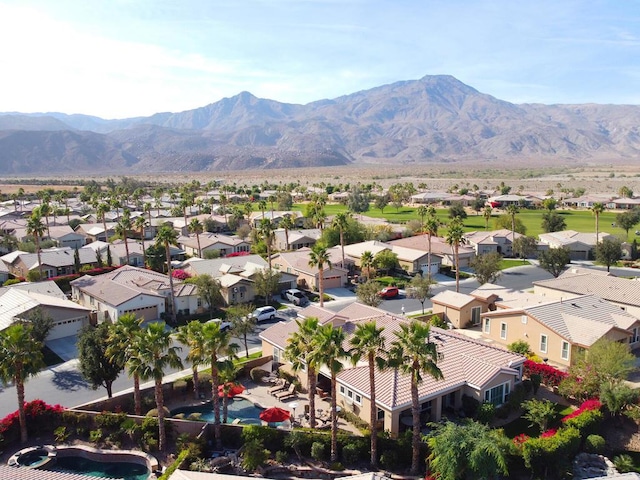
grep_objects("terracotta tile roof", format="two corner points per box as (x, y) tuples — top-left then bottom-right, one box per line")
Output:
(534, 272), (640, 307)
(0, 465), (111, 480)
(389, 234), (475, 256)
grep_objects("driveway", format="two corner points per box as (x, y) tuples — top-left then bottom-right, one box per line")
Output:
(46, 335), (79, 362)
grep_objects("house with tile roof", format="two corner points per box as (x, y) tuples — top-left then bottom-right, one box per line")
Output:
(273, 228), (322, 251)
(389, 234), (475, 270)
(271, 247), (349, 290)
(3, 246), (98, 279)
(70, 265), (200, 323)
(480, 294), (640, 367)
(533, 269), (640, 318)
(342, 240), (432, 276)
(260, 302), (524, 437)
(537, 230), (614, 261)
(178, 233), (250, 258)
(46, 225), (86, 249)
(464, 229), (547, 257)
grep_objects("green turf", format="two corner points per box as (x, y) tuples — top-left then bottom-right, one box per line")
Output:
(499, 259), (527, 270)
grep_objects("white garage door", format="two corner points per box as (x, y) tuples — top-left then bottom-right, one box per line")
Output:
(124, 305), (159, 322)
(49, 317), (86, 340)
(324, 276), (343, 289)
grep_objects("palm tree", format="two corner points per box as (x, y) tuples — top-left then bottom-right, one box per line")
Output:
(506, 204), (519, 245)
(132, 322), (182, 451)
(218, 359), (238, 424)
(258, 199), (267, 220)
(176, 321), (207, 400)
(199, 321), (239, 450)
(107, 313), (144, 415)
(310, 324), (348, 462)
(331, 212), (351, 268)
(258, 219), (275, 270)
(97, 202), (110, 242)
(592, 202), (605, 244)
(285, 317), (321, 428)
(189, 218), (204, 258)
(388, 321), (443, 475)
(416, 205), (428, 231)
(349, 321), (386, 468)
(26, 211), (46, 280)
(483, 205), (493, 230)
(115, 210), (132, 265)
(39, 201), (52, 239)
(0, 324), (44, 443)
(219, 193), (228, 227)
(134, 216), (148, 267)
(425, 208), (439, 282)
(309, 244), (331, 307)
(280, 214), (295, 251)
(155, 224), (179, 324)
(360, 250), (375, 279)
(446, 217), (465, 293)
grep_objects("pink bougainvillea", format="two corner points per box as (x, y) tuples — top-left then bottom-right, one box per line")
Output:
(226, 251), (249, 257)
(540, 428), (557, 438)
(513, 433), (530, 448)
(561, 399), (602, 422)
(0, 400), (64, 436)
(171, 269), (191, 280)
(523, 359), (568, 387)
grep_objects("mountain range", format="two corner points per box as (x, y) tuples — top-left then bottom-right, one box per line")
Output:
(1, 75), (640, 174)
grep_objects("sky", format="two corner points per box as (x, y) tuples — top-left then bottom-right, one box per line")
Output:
(1, 0), (639, 119)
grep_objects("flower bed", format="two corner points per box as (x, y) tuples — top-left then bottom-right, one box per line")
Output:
(523, 359), (568, 387)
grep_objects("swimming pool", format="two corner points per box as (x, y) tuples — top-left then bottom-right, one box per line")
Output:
(51, 455), (149, 480)
(172, 397), (265, 423)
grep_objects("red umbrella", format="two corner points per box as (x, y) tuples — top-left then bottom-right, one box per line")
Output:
(259, 406), (291, 423)
(218, 383), (245, 398)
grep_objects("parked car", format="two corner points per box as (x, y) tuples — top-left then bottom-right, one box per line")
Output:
(250, 306), (277, 322)
(206, 318), (232, 331)
(378, 286), (400, 299)
(284, 288), (309, 306)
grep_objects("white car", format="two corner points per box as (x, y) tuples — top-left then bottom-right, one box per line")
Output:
(250, 306), (277, 322)
(206, 318), (232, 331)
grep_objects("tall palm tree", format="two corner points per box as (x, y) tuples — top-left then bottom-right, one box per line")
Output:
(331, 212), (351, 268)
(310, 324), (348, 462)
(26, 211), (46, 280)
(285, 317), (321, 428)
(132, 322), (182, 451)
(218, 359), (238, 424)
(360, 250), (375, 279)
(155, 224), (179, 324)
(115, 210), (132, 265)
(309, 244), (331, 307)
(446, 217), (465, 293)
(258, 199), (267, 220)
(483, 205), (493, 230)
(416, 205), (428, 232)
(189, 218), (204, 258)
(0, 324), (44, 443)
(506, 204), (519, 245)
(134, 216), (148, 267)
(176, 321), (207, 400)
(97, 202), (110, 242)
(198, 321), (239, 450)
(219, 193), (229, 227)
(425, 208), (439, 282)
(349, 321), (386, 468)
(107, 313), (144, 415)
(280, 214), (295, 251)
(592, 202), (605, 244)
(388, 321), (443, 475)
(258, 219), (275, 270)
(39, 201), (52, 239)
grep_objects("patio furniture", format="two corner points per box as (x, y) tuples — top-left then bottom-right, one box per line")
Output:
(275, 383), (297, 401)
(268, 380), (287, 395)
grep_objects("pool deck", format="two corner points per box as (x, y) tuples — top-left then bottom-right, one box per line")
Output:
(165, 377), (363, 436)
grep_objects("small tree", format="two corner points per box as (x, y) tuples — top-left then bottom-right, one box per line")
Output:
(193, 274), (224, 317)
(595, 238), (622, 272)
(538, 247), (571, 278)
(14, 306), (54, 344)
(356, 280), (383, 307)
(407, 274), (431, 314)
(512, 235), (538, 262)
(448, 202), (467, 219)
(374, 249), (399, 275)
(508, 339), (532, 356)
(470, 252), (502, 285)
(374, 193), (390, 214)
(77, 323), (124, 398)
(228, 304), (256, 358)
(616, 209), (640, 240)
(253, 268), (281, 305)
(541, 211), (567, 233)
(522, 398), (557, 433)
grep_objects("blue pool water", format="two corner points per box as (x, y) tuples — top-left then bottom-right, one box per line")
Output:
(172, 397), (265, 423)
(50, 456), (149, 480)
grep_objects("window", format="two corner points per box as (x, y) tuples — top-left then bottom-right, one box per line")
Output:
(500, 322), (507, 340)
(273, 347), (281, 363)
(471, 306), (481, 325)
(339, 385), (345, 395)
(521, 315), (528, 324)
(355, 393), (362, 405)
(540, 334), (548, 354)
(377, 408), (385, 421)
(340, 386), (362, 405)
(484, 382), (511, 406)
(631, 327), (639, 344)
(561, 341), (570, 361)
(483, 318), (491, 334)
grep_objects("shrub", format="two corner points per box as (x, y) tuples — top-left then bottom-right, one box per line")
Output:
(95, 412), (127, 430)
(523, 360), (568, 387)
(380, 449), (398, 469)
(342, 442), (363, 465)
(613, 454), (637, 473)
(311, 441), (326, 461)
(146, 406), (170, 417)
(585, 434), (606, 453)
(508, 340), (532, 355)
(330, 462), (344, 471)
(561, 399), (602, 422)
(476, 402), (495, 424)
(89, 428), (104, 444)
(562, 409), (603, 436)
(275, 450), (289, 464)
(522, 427), (581, 477)
(54, 426), (69, 443)
(250, 367), (269, 383)
(242, 438), (269, 472)
(2, 278), (22, 286)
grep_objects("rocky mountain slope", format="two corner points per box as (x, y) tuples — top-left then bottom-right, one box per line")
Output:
(1, 75), (639, 174)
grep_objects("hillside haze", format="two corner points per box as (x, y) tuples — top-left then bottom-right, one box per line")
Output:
(2, 75), (640, 174)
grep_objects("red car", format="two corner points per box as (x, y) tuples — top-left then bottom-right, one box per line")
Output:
(378, 286), (399, 299)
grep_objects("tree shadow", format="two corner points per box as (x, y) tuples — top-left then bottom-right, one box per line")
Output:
(52, 369), (90, 391)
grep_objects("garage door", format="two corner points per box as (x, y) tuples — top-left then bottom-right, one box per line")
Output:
(48, 317), (87, 340)
(124, 305), (159, 322)
(324, 276), (343, 289)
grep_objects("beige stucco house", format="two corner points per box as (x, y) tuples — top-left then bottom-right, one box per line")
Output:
(271, 247), (349, 290)
(260, 302), (525, 437)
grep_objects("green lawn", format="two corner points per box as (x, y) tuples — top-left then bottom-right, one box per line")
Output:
(293, 203), (627, 239)
(499, 259), (527, 270)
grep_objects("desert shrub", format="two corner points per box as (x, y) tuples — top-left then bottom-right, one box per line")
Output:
(54, 426), (69, 443)
(311, 441), (326, 461)
(614, 454), (637, 473)
(585, 434), (606, 453)
(461, 394), (480, 418)
(89, 428), (104, 444)
(508, 340), (532, 356)
(275, 450), (289, 464)
(95, 411), (127, 430)
(242, 438), (269, 472)
(342, 441), (364, 465)
(250, 367), (269, 383)
(522, 427), (581, 478)
(562, 409), (603, 436)
(477, 402), (496, 424)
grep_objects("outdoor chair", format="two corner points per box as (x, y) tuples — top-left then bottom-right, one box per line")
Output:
(268, 380), (288, 395)
(274, 383), (297, 400)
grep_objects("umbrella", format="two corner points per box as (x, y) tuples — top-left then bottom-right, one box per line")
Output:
(218, 382), (245, 398)
(259, 406), (291, 423)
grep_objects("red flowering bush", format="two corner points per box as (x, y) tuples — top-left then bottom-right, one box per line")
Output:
(171, 269), (191, 280)
(513, 433), (530, 448)
(540, 429), (557, 438)
(226, 251), (249, 257)
(562, 399), (602, 422)
(0, 400), (64, 446)
(523, 360), (568, 387)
